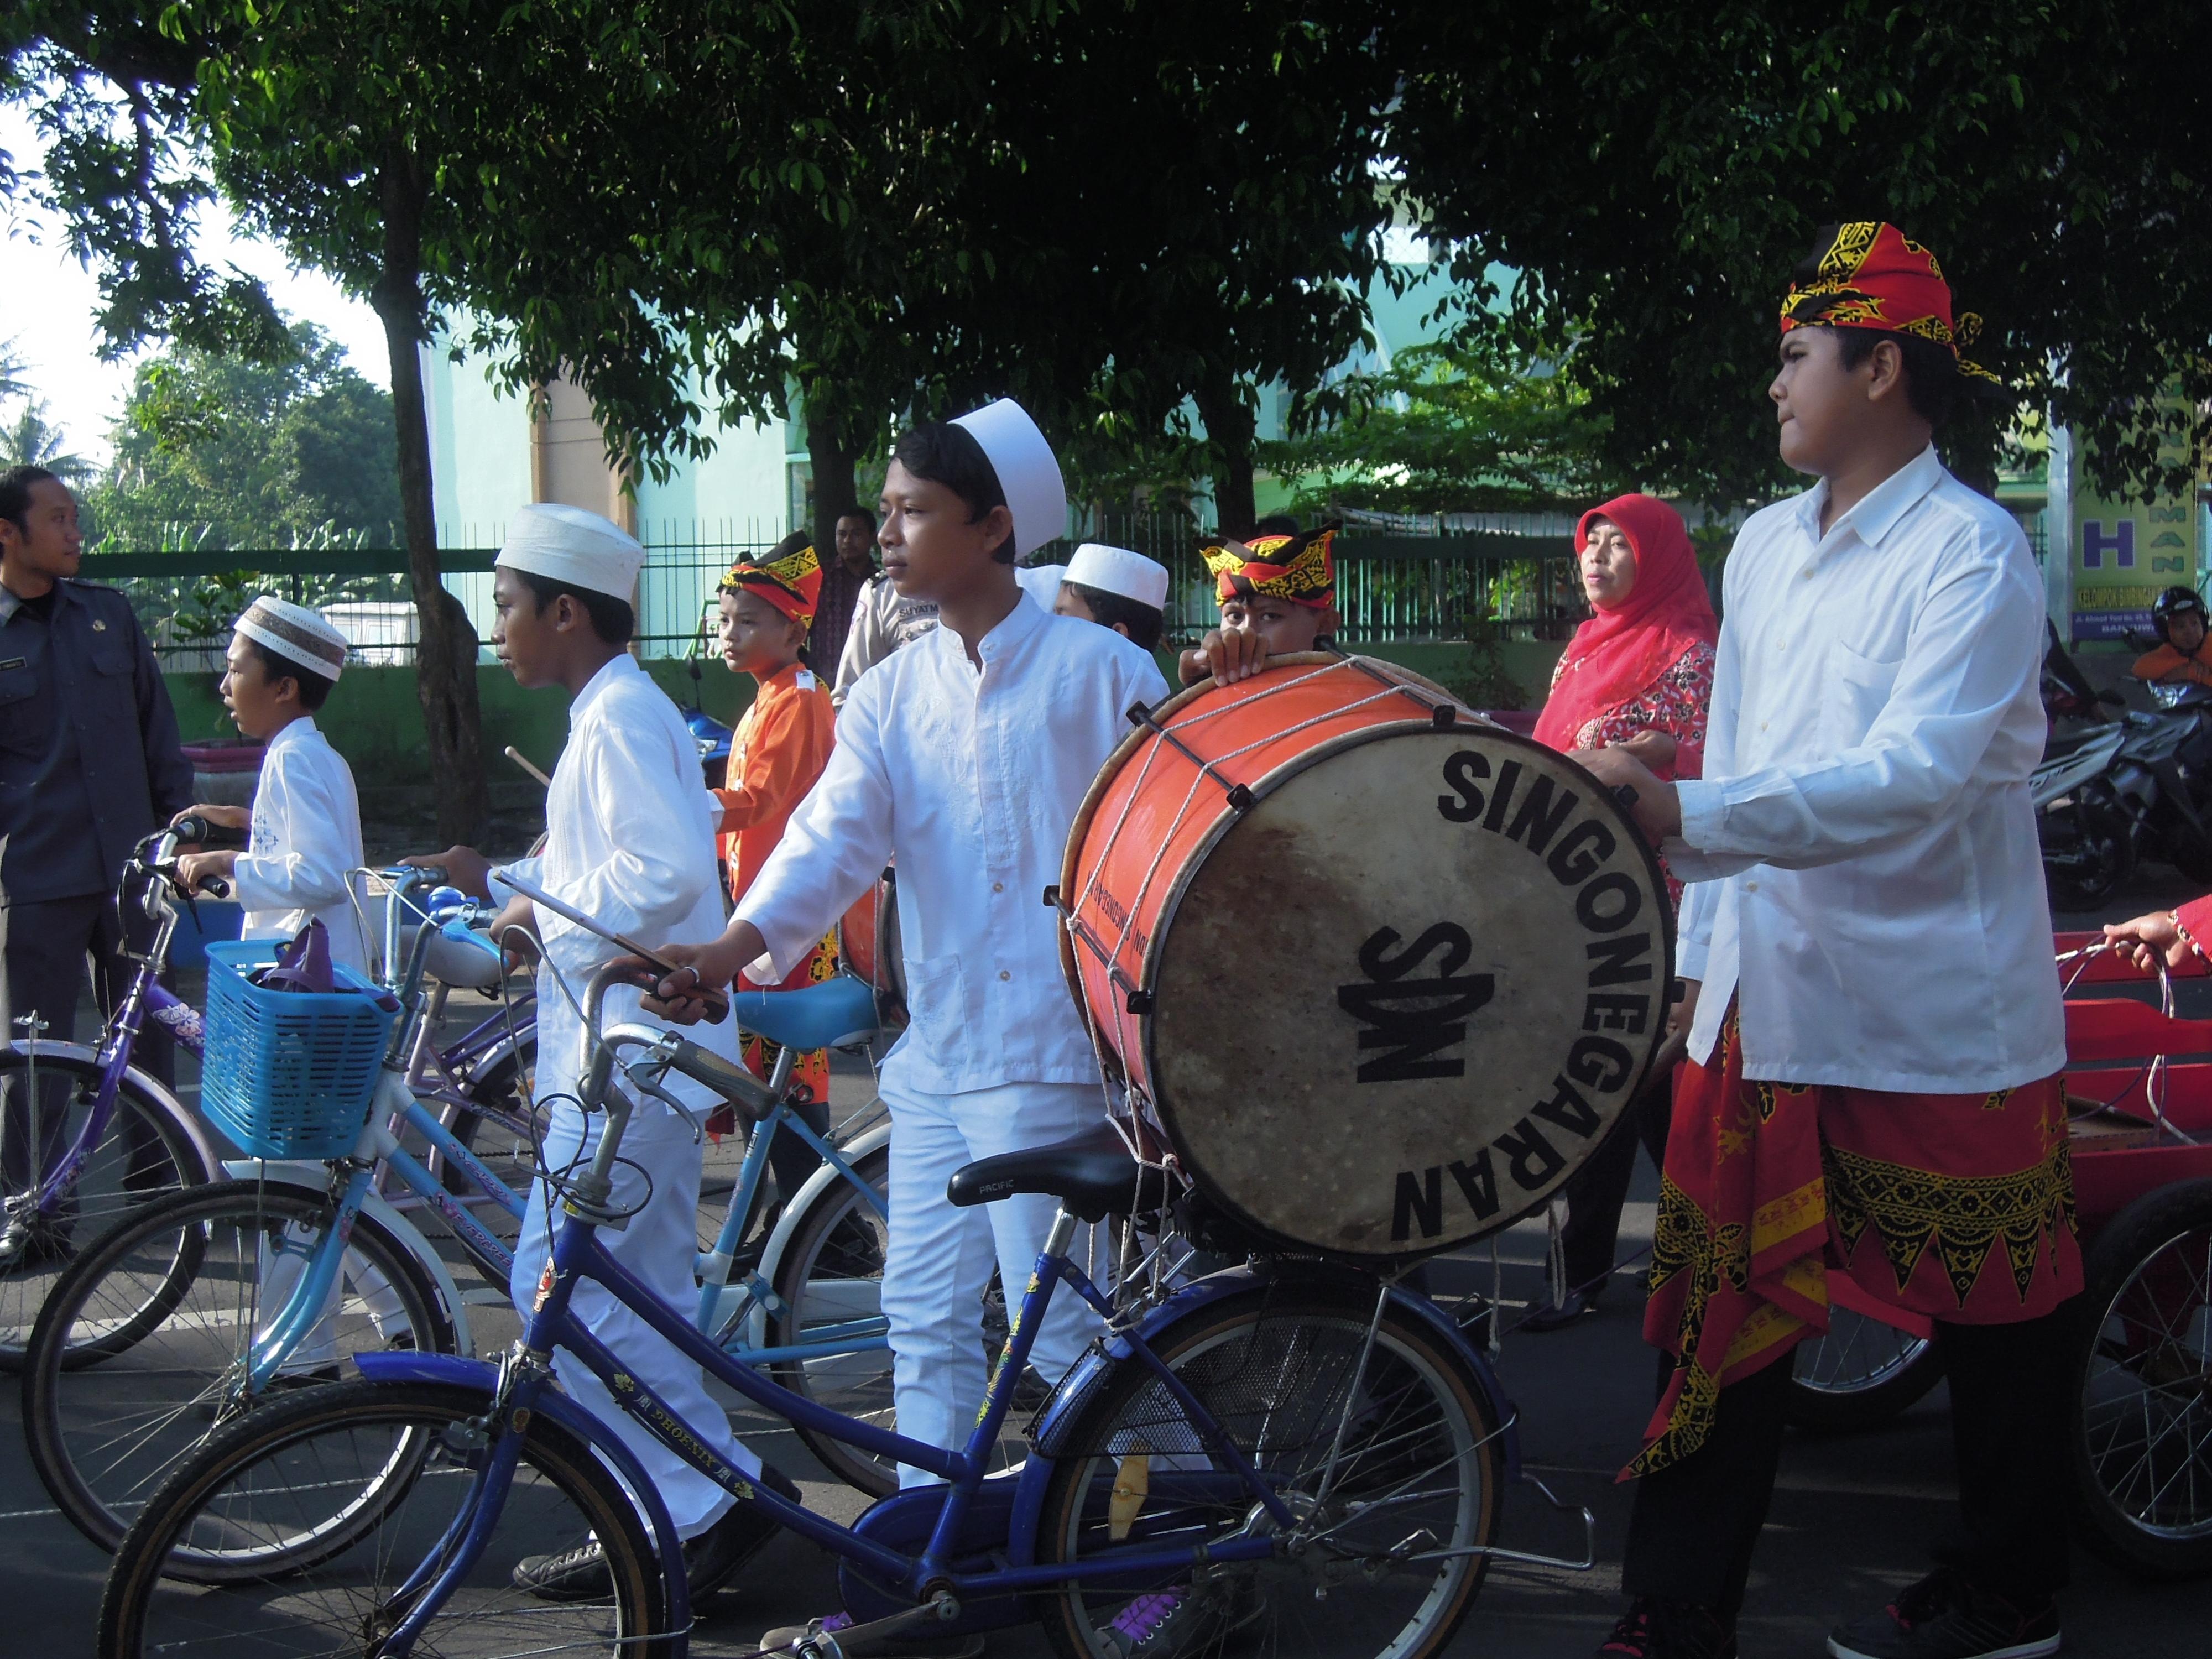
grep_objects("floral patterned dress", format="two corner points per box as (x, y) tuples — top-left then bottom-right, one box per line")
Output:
(1547, 639), (1717, 908)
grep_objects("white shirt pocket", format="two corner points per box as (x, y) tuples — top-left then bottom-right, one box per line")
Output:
(901, 953), (975, 1076)
(1823, 640), (1903, 750)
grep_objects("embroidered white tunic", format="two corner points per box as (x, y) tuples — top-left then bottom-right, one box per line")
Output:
(741, 593), (1170, 1095)
(1668, 446), (2065, 1092)
(227, 716), (369, 973)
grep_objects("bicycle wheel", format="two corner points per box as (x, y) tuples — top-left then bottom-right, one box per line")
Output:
(0, 1048), (214, 1370)
(1034, 1272), (1504, 1659)
(98, 1379), (673, 1655)
(23, 1177), (457, 1555)
(767, 1145), (896, 1495)
(2072, 1178), (2212, 1578)
(1783, 1305), (1944, 1432)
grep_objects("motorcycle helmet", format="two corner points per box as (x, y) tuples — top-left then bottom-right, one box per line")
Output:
(2152, 585), (2208, 643)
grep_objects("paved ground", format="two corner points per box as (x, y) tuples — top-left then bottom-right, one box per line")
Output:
(5, 869), (2209, 1655)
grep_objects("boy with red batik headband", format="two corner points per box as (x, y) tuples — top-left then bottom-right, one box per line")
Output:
(714, 535), (839, 1183)
(1578, 223), (2079, 1659)
(1175, 524), (1342, 685)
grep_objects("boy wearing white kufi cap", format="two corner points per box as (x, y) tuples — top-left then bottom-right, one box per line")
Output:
(409, 502), (797, 1600)
(174, 596), (371, 972)
(648, 400), (1170, 1508)
(1053, 542), (1171, 650)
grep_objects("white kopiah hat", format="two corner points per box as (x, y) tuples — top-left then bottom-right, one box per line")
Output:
(950, 398), (1066, 559)
(235, 596), (348, 682)
(497, 503), (646, 601)
(1013, 562), (1066, 606)
(1066, 542), (1169, 611)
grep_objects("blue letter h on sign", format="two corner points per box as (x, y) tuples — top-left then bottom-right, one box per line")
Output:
(2082, 520), (2136, 568)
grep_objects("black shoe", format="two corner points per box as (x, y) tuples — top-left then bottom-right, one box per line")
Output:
(686, 1465), (801, 1599)
(1827, 1570), (2059, 1659)
(0, 1215), (75, 1275)
(514, 1464), (800, 1604)
(1597, 1599), (1737, 1659)
(1523, 1283), (1604, 1334)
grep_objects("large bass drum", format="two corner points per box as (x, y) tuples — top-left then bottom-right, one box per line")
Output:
(1059, 653), (1672, 1260)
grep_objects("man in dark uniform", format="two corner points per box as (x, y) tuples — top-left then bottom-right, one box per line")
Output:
(0, 466), (192, 1265)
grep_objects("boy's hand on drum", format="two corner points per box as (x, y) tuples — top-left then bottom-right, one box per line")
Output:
(405, 845), (493, 901)
(1577, 746), (1682, 842)
(1669, 978), (1701, 1038)
(1615, 730), (1678, 773)
(1186, 627), (1270, 686)
(2103, 911), (2192, 972)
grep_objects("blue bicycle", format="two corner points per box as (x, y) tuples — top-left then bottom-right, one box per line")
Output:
(23, 894), (894, 1554)
(96, 960), (1526, 1659)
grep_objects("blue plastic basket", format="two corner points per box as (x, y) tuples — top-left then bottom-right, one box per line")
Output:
(200, 939), (400, 1159)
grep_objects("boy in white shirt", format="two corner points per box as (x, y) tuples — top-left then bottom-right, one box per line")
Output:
(175, 597), (369, 971)
(1053, 541), (1170, 650)
(413, 503), (794, 1604)
(651, 401), (1169, 1509)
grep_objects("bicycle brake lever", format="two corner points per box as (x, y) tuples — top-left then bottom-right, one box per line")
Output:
(622, 1060), (711, 1144)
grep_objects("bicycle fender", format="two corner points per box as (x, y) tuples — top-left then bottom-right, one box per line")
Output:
(752, 1117), (892, 1292)
(351, 1350), (695, 1646)
(8, 1037), (220, 1180)
(1007, 1260), (1521, 1561)
(220, 1159), (479, 1358)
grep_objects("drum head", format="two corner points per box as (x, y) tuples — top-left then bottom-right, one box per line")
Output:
(1144, 724), (1671, 1258)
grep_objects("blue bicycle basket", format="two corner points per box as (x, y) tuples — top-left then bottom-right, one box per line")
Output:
(201, 939), (400, 1159)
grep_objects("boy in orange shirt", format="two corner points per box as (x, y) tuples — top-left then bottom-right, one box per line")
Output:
(715, 535), (838, 1181)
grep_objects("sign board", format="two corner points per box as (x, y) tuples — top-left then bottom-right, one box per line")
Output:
(2070, 411), (2199, 643)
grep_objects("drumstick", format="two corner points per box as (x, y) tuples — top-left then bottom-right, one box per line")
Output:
(505, 745), (554, 788)
(492, 865), (728, 1017)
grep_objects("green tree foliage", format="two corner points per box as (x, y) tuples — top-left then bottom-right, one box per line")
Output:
(1, 400), (93, 480)
(1258, 340), (1613, 517)
(86, 321), (401, 550)
(1384, 0), (2212, 503)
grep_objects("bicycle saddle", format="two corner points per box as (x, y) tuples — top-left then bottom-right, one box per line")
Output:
(729, 974), (878, 1052)
(947, 1121), (1156, 1223)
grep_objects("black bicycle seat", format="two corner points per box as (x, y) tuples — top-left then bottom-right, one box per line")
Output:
(947, 1121), (1152, 1223)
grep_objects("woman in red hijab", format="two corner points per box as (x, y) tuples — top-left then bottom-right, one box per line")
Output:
(1524, 494), (1717, 1332)
(1533, 493), (1718, 787)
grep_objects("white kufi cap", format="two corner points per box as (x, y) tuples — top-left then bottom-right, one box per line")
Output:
(1066, 542), (1169, 611)
(235, 596), (348, 682)
(950, 398), (1066, 559)
(497, 503), (646, 600)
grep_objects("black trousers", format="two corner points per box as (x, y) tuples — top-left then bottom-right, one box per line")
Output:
(1620, 1305), (2078, 1620)
(2, 891), (175, 1195)
(1554, 1078), (1673, 1294)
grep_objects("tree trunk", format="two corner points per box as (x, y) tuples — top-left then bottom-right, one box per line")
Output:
(804, 385), (861, 564)
(1194, 374), (1259, 538)
(372, 150), (488, 845)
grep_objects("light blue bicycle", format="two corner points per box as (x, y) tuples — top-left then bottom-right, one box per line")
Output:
(20, 885), (896, 1556)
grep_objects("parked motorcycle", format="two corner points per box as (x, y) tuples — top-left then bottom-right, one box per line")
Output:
(2037, 627), (2212, 910)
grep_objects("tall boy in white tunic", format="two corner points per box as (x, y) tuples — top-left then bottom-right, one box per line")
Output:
(654, 401), (1168, 1485)
(174, 597), (369, 971)
(413, 504), (792, 1604)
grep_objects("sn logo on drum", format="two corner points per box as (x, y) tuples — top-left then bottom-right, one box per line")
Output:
(1334, 924), (1494, 1083)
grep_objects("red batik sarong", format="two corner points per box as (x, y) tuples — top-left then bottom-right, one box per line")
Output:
(1625, 1000), (2081, 1479)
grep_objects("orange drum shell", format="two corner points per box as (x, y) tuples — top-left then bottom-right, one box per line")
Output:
(1058, 653), (1672, 1260)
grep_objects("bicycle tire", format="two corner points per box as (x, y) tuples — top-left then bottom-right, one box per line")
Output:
(1782, 1306), (1944, 1432)
(97, 1379), (674, 1654)
(2070, 1178), (2212, 1579)
(440, 1036), (542, 1203)
(1032, 1273), (1504, 1659)
(24, 1177), (457, 1556)
(0, 1048), (215, 1371)
(767, 1145), (896, 1495)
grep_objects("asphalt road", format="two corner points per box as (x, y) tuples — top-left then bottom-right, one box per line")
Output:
(6, 868), (2210, 1656)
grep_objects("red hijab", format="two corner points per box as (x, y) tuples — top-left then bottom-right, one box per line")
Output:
(1532, 494), (1717, 770)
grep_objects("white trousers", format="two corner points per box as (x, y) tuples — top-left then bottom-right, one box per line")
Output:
(880, 1076), (1107, 1488)
(510, 1100), (760, 1537)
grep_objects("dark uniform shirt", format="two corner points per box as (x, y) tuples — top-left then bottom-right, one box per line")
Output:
(0, 579), (193, 903)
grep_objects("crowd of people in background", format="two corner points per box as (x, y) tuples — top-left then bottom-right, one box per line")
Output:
(0, 213), (2126, 1659)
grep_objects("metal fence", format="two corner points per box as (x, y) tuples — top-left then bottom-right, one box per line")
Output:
(88, 521), (1584, 670)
